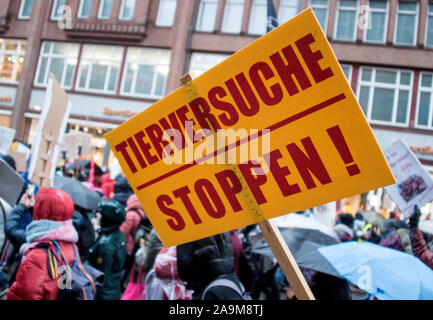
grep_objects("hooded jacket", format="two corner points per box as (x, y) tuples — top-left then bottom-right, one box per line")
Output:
(89, 200), (126, 300)
(176, 232), (243, 300)
(411, 228), (433, 270)
(7, 189), (78, 300)
(120, 194), (146, 254)
(113, 177), (133, 207)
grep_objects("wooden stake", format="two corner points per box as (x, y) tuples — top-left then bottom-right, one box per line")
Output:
(178, 72), (315, 300)
(258, 220), (315, 300)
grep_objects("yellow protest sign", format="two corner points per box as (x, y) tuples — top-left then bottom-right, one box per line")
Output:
(105, 8), (395, 247)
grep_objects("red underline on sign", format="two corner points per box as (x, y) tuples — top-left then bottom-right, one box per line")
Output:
(136, 93), (346, 191)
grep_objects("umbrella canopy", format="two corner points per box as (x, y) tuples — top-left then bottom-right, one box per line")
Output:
(420, 220), (433, 235)
(271, 213), (339, 240)
(318, 241), (433, 300)
(253, 227), (342, 278)
(53, 176), (102, 211)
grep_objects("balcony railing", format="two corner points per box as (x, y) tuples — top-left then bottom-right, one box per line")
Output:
(62, 19), (146, 41)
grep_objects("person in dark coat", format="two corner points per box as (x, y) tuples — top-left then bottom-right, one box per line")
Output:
(89, 200), (127, 300)
(113, 176), (133, 207)
(177, 233), (247, 300)
(408, 206), (433, 270)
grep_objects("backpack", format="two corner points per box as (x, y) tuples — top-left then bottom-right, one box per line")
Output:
(133, 210), (153, 248)
(40, 241), (104, 300)
(201, 276), (252, 300)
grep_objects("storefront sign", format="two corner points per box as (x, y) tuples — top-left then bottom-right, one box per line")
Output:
(0, 86), (17, 107)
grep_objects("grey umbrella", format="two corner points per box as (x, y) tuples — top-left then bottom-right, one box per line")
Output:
(253, 227), (342, 278)
(53, 176), (101, 211)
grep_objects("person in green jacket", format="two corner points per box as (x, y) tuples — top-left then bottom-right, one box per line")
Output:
(89, 200), (127, 300)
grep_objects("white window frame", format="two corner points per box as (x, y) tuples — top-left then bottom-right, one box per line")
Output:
(221, 0), (245, 34)
(425, 3), (433, 48)
(278, 0), (301, 25)
(0, 39), (26, 84)
(120, 47), (171, 99)
(393, 1), (418, 46)
(189, 52), (230, 78)
(34, 42), (80, 89)
(333, 0), (359, 42)
(363, 0), (389, 44)
(156, 0), (178, 27)
(18, 0), (34, 20)
(356, 66), (413, 127)
(415, 72), (433, 129)
(77, 0), (92, 19)
(76, 45), (124, 95)
(119, 0), (136, 20)
(341, 64), (353, 83)
(248, 0), (267, 35)
(309, 0), (329, 33)
(196, 0), (218, 32)
(98, 0), (113, 20)
(50, 0), (67, 21)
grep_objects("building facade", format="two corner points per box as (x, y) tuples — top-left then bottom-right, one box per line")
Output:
(0, 0), (432, 172)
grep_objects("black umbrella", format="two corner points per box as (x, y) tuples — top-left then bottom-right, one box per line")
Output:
(252, 227), (342, 278)
(53, 176), (101, 211)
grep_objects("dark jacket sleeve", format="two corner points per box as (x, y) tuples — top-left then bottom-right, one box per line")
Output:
(5, 204), (28, 246)
(412, 228), (433, 270)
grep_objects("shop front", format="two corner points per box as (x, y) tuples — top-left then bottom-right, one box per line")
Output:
(25, 88), (153, 167)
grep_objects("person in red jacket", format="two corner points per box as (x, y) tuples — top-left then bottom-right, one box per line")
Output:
(7, 188), (79, 300)
(408, 205), (433, 270)
(120, 194), (146, 256)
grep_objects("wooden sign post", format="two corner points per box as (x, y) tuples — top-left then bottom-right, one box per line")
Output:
(180, 73), (314, 300)
(28, 74), (71, 188)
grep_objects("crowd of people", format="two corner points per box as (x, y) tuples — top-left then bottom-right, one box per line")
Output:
(1, 152), (433, 301)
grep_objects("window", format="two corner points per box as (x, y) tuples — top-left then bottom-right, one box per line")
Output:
(78, 0), (92, 18)
(121, 48), (171, 98)
(119, 0), (135, 20)
(416, 73), (433, 128)
(77, 45), (123, 94)
(394, 1), (418, 46)
(309, 0), (329, 32)
(364, 0), (388, 43)
(51, 0), (67, 20)
(278, 0), (300, 24)
(341, 64), (352, 83)
(34, 42), (79, 89)
(196, 0), (218, 32)
(426, 3), (433, 47)
(221, 0), (244, 34)
(357, 67), (413, 125)
(334, 0), (358, 41)
(0, 39), (26, 83)
(156, 0), (177, 27)
(248, 0), (267, 35)
(98, 0), (113, 19)
(18, 0), (34, 19)
(189, 52), (229, 78)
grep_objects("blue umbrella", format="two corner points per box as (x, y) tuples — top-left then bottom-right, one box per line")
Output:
(318, 241), (433, 300)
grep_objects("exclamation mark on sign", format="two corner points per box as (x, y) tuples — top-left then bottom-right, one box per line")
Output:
(327, 125), (361, 177)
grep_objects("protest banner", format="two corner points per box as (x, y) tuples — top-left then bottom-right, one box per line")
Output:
(0, 158), (25, 206)
(384, 139), (433, 217)
(105, 8), (395, 248)
(28, 74), (71, 188)
(8, 150), (27, 173)
(61, 131), (92, 159)
(0, 126), (16, 155)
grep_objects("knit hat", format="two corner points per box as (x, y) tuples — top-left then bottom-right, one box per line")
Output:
(33, 188), (74, 221)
